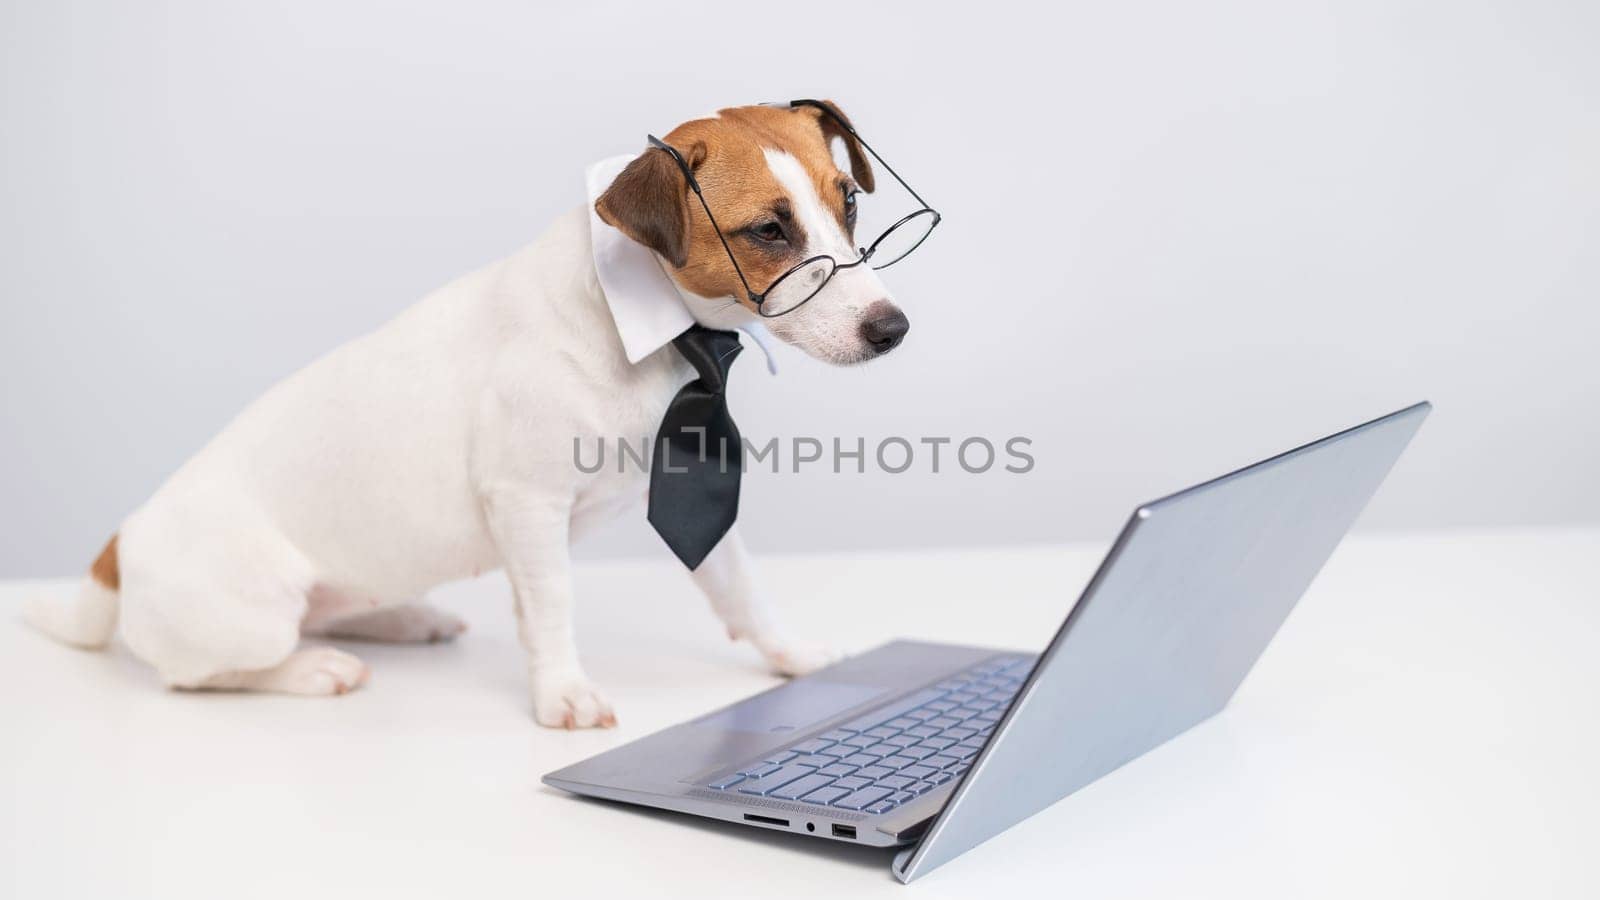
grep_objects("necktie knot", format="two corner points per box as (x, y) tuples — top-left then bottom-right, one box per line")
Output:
(672, 325), (743, 395)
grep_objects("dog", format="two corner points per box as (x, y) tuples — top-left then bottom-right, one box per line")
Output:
(24, 101), (911, 728)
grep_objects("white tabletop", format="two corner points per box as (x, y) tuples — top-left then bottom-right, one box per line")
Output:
(3, 527), (1597, 899)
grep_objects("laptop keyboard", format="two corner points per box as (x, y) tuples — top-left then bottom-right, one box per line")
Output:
(704, 655), (1033, 815)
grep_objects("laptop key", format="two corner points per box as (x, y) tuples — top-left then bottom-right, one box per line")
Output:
(834, 786), (893, 810)
(918, 737), (957, 751)
(907, 780), (937, 795)
(906, 725), (939, 738)
(791, 754), (835, 768)
(885, 734), (919, 747)
(832, 776), (871, 791)
(765, 750), (798, 765)
(837, 688), (947, 733)
(707, 773), (744, 790)
(866, 800), (897, 814)
(819, 730), (853, 743)
(901, 764), (938, 780)
(928, 717), (962, 729)
(906, 709), (940, 722)
(862, 743), (901, 758)
(899, 746), (937, 760)
(791, 739), (835, 755)
(737, 764), (818, 795)
(927, 771), (955, 786)
(878, 774), (915, 791)
(1001, 659), (1035, 677)
(945, 727), (977, 741)
(950, 745), (981, 761)
(771, 773), (836, 801)
(801, 785), (850, 805)
(928, 754), (961, 770)
(841, 753), (881, 767)
(818, 763), (857, 777)
(864, 726), (900, 740)
(858, 765), (894, 780)
(884, 718), (920, 730)
(738, 762), (780, 778)
(843, 735), (877, 749)
(925, 700), (957, 713)
(817, 745), (853, 758)
(890, 791), (915, 804)
(879, 755), (919, 769)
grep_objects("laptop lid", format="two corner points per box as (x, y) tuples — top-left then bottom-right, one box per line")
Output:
(893, 402), (1431, 882)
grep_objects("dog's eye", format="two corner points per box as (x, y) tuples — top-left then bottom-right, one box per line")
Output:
(753, 222), (786, 243)
(843, 190), (858, 220)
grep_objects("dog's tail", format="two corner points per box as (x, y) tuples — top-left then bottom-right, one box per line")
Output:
(24, 535), (121, 649)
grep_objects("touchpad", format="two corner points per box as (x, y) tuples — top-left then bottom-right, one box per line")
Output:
(691, 680), (886, 735)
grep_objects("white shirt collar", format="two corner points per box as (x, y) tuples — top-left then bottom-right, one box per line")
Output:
(586, 155), (779, 374)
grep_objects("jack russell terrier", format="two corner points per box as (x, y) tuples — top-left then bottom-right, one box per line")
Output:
(25, 100), (924, 729)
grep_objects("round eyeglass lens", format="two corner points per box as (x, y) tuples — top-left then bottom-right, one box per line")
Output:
(760, 256), (835, 317)
(867, 209), (939, 270)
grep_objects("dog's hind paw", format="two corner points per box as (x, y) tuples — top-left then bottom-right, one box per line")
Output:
(531, 672), (617, 729)
(313, 604), (468, 644)
(759, 639), (844, 678)
(277, 647), (372, 695)
(182, 647), (371, 696)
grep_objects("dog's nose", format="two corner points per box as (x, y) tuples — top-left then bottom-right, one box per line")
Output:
(860, 302), (910, 354)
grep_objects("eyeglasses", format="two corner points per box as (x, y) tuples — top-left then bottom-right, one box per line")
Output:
(647, 98), (940, 318)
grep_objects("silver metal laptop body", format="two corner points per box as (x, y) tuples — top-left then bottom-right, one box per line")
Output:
(544, 402), (1430, 883)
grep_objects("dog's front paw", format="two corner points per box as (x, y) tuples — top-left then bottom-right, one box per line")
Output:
(531, 671), (617, 729)
(757, 638), (844, 678)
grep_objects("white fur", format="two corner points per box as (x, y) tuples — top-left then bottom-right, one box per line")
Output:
(26, 205), (835, 725)
(756, 149), (898, 365)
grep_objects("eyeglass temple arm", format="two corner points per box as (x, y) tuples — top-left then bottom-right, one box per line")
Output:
(788, 99), (932, 210)
(646, 136), (760, 304)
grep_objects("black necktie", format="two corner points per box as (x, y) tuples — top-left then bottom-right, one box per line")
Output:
(648, 325), (744, 570)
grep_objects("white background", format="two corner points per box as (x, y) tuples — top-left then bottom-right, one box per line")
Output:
(2, 0), (1596, 576)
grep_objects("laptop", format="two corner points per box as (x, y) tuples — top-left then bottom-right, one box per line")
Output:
(544, 402), (1430, 883)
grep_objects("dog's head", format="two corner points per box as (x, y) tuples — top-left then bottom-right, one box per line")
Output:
(596, 102), (910, 365)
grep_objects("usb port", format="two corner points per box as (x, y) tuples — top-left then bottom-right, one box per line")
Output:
(831, 823), (856, 839)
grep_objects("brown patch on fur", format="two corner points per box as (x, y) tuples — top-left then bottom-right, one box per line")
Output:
(90, 534), (119, 590)
(595, 146), (698, 267)
(598, 102), (877, 311)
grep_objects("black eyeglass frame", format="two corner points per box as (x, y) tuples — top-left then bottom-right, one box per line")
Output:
(646, 98), (941, 318)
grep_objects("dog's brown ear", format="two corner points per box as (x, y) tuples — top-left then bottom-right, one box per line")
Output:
(808, 100), (876, 194)
(596, 143), (703, 268)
